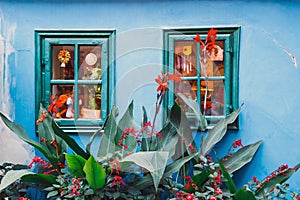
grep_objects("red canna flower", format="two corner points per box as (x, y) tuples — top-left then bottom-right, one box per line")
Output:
(110, 175), (125, 187)
(206, 28), (218, 50)
(155, 72), (181, 95)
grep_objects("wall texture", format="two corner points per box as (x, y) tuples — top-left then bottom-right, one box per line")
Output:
(0, 0), (299, 190)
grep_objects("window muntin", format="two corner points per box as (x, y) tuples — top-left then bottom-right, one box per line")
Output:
(35, 31), (115, 133)
(163, 27), (240, 129)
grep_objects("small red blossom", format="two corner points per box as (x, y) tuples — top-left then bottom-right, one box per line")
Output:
(209, 196), (217, 200)
(175, 191), (185, 200)
(156, 132), (163, 140)
(118, 141), (128, 150)
(232, 139), (244, 148)
(193, 33), (202, 43)
(253, 176), (260, 184)
(214, 171), (222, 185)
(109, 158), (121, 174)
(110, 175), (125, 187)
(18, 197), (30, 200)
(181, 137), (186, 143)
(28, 156), (50, 169)
(188, 143), (195, 152)
(36, 115), (47, 125)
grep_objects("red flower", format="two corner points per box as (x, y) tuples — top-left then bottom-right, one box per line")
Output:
(118, 141), (128, 150)
(36, 115), (47, 125)
(155, 72), (181, 95)
(109, 158), (121, 174)
(110, 175), (125, 187)
(188, 143), (195, 152)
(232, 139), (244, 148)
(252, 176), (260, 184)
(156, 132), (163, 140)
(209, 196), (216, 200)
(206, 28), (218, 49)
(214, 171), (222, 185)
(18, 198), (30, 200)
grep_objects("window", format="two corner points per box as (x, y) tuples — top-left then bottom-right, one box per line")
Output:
(35, 30), (116, 133)
(163, 27), (240, 129)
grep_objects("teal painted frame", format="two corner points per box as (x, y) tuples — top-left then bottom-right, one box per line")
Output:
(163, 27), (241, 129)
(35, 30), (116, 133)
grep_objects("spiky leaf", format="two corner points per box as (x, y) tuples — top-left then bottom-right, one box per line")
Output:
(97, 105), (118, 159)
(121, 151), (169, 191)
(201, 107), (241, 156)
(222, 140), (263, 174)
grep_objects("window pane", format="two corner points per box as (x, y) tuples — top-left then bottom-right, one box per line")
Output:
(79, 45), (102, 80)
(52, 46), (74, 80)
(78, 84), (101, 119)
(174, 40), (225, 118)
(201, 40), (224, 77)
(174, 41), (197, 76)
(51, 84), (74, 118)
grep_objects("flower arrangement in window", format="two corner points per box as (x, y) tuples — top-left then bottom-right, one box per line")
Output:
(57, 49), (71, 67)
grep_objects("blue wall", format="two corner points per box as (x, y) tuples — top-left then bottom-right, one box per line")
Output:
(1, 0), (300, 191)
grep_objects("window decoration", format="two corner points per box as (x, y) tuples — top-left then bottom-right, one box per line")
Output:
(57, 49), (71, 67)
(35, 30), (115, 133)
(163, 27), (240, 129)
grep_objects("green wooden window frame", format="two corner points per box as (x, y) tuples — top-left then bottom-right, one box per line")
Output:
(35, 30), (116, 133)
(163, 27), (240, 129)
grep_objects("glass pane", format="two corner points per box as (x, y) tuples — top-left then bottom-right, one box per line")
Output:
(78, 84), (101, 119)
(52, 46), (74, 80)
(175, 80), (197, 112)
(201, 40), (224, 77)
(201, 80), (224, 116)
(51, 85), (74, 118)
(79, 45), (102, 80)
(174, 41), (197, 76)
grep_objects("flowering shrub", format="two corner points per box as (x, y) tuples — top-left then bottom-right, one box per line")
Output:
(0, 28), (299, 200)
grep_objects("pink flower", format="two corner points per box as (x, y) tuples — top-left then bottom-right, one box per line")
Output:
(209, 196), (216, 200)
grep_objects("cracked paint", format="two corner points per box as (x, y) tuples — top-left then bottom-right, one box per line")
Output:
(0, 12), (34, 165)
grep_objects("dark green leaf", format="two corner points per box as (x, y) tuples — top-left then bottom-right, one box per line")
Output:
(65, 154), (86, 178)
(218, 159), (237, 194)
(234, 187), (256, 200)
(83, 156), (106, 190)
(22, 174), (57, 186)
(52, 119), (90, 160)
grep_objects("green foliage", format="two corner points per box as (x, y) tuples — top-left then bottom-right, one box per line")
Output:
(65, 154), (86, 178)
(83, 156), (106, 190)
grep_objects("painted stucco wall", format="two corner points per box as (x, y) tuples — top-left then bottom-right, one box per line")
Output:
(0, 0), (299, 190)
